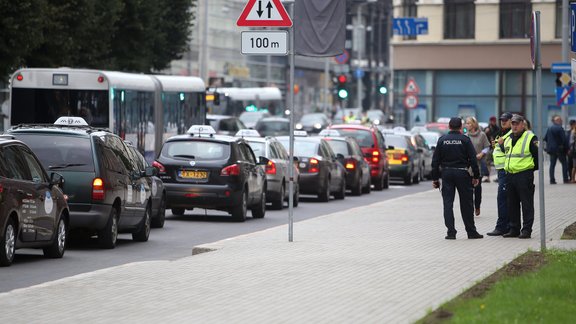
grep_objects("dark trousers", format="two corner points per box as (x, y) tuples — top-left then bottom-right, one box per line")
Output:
(473, 182), (482, 210)
(507, 170), (535, 234)
(441, 169), (477, 235)
(549, 153), (568, 182)
(495, 169), (509, 232)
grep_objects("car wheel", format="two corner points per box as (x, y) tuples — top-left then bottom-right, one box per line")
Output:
(271, 183), (284, 210)
(252, 189), (266, 219)
(404, 172), (413, 185)
(293, 186), (299, 207)
(351, 173), (362, 196)
(232, 190), (247, 222)
(383, 174), (389, 189)
(98, 208), (118, 249)
(132, 205), (151, 242)
(43, 216), (67, 258)
(152, 194), (166, 228)
(318, 179), (330, 202)
(374, 174), (385, 191)
(0, 218), (16, 267)
(362, 176), (372, 194)
(413, 169), (420, 184)
(171, 208), (185, 216)
(334, 177), (346, 200)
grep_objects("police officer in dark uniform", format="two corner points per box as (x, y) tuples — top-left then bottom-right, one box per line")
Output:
(432, 117), (483, 240)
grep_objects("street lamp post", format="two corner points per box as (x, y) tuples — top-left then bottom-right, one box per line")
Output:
(355, 0), (377, 109)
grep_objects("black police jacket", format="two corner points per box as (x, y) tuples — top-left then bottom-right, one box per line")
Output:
(431, 130), (480, 180)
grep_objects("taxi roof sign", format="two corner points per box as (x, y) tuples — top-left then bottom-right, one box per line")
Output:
(187, 125), (216, 136)
(235, 129), (261, 138)
(54, 117), (89, 126)
(237, 0), (292, 27)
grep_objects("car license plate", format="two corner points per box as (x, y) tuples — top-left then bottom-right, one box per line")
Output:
(179, 170), (208, 179)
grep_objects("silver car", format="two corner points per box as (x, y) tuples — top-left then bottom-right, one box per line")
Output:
(244, 136), (300, 209)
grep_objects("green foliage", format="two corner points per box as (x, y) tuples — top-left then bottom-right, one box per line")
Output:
(1, 0), (195, 80)
(447, 250), (576, 323)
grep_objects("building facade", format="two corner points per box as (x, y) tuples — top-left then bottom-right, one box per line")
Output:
(391, 0), (572, 130)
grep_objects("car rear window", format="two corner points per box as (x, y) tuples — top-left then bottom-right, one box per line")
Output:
(13, 134), (95, 172)
(333, 129), (374, 147)
(163, 140), (230, 161)
(325, 140), (348, 156)
(246, 142), (265, 157)
(256, 121), (289, 132)
(385, 136), (409, 149)
(277, 138), (318, 156)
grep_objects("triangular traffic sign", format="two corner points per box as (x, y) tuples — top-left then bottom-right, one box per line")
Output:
(403, 78), (420, 94)
(237, 0), (293, 27)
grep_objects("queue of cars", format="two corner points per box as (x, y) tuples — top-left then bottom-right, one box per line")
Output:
(0, 112), (441, 266)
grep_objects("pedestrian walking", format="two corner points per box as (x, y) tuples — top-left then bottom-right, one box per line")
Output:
(543, 115), (569, 184)
(465, 117), (491, 216)
(431, 117), (482, 240)
(486, 112), (513, 236)
(568, 120), (576, 183)
(503, 114), (538, 239)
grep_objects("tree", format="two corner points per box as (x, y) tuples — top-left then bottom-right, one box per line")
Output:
(0, 0), (47, 80)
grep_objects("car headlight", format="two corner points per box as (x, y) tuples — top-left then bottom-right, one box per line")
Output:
(314, 123), (321, 129)
(296, 123), (303, 129)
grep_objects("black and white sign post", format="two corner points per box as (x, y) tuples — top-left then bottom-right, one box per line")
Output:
(531, 11), (546, 251)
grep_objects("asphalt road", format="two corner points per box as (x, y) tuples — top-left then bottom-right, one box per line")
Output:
(0, 181), (432, 293)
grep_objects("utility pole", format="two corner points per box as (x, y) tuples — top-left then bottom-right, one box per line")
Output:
(200, 0), (209, 83)
(561, 0), (570, 127)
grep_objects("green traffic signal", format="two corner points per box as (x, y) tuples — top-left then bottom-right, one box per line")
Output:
(338, 88), (348, 99)
(379, 85), (387, 95)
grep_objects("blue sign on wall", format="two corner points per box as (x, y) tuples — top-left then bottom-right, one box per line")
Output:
(393, 18), (428, 36)
(572, 4), (576, 52)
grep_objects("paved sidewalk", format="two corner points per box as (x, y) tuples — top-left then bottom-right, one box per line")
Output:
(0, 176), (575, 323)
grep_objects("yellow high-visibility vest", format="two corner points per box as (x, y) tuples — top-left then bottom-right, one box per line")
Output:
(504, 131), (535, 174)
(492, 129), (512, 170)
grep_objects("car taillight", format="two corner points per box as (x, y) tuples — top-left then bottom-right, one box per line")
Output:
(371, 150), (380, 164)
(92, 178), (105, 201)
(266, 160), (277, 175)
(0, 183), (3, 194)
(221, 164), (240, 176)
(309, 158), (319, 173)
(345, 159), (356, 170)
(152, 161), (165, 173)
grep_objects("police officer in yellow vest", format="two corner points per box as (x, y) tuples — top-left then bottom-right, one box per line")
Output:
(486, 112), (513, 236)
(502, 114), (539, 239)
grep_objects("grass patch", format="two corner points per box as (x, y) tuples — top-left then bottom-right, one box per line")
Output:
(418, 250), (576, 323)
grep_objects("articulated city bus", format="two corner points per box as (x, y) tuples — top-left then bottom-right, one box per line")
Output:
(9, 68), (205, 162)
(207, 87), (283, 116)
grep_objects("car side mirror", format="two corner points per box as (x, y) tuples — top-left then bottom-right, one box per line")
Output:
(417, 148), (423, 153)
(258, 156), (270, 165)
(293, 156), (299, 162)
(336, 153), (345, 162)
(145, 166), (156, 177)
(430, 146), (436, 150)
(50, 172), (65, 188)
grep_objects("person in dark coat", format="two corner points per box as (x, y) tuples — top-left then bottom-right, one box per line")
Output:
(431, 117), (482, 240)
(543, 115), (569, 184)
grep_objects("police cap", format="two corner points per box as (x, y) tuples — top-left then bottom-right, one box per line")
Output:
(510, 114), (524, 123)
(499, 112), (513, 121)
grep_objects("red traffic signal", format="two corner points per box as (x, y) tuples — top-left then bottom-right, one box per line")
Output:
(337, 74), (347, 84)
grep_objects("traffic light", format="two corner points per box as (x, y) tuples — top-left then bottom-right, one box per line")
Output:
(378, 83), (388, 95)
(337, 74), (348, 100)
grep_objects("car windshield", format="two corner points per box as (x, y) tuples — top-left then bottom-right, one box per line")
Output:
(13, 134), (95, 172)
(332, 129), (373, 147)
(420, 132), (440, 148)
(325, 140), (349, 156)
(163, 141), (230, 161)
(277, 139), (318, 156)
(246, 142), (266, 157)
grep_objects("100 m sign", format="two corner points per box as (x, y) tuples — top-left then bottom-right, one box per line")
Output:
(241, 31), (288, 55)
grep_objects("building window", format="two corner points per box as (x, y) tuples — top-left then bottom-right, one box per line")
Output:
(444, 0), (475, 39)
(500, 0), (531, 39)
(402, 0), (417, 40)
(555, 0), (562, 39)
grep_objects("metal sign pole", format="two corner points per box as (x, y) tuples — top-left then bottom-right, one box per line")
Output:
(284, 0), (295, 242)
(533, 11), (546, 251)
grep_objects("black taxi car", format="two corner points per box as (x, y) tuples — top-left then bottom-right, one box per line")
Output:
(153, 125), (268, 222)
(0, 136), (69, 266)
(277, 132), (346, 202)
(7, 117), (154, 249)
